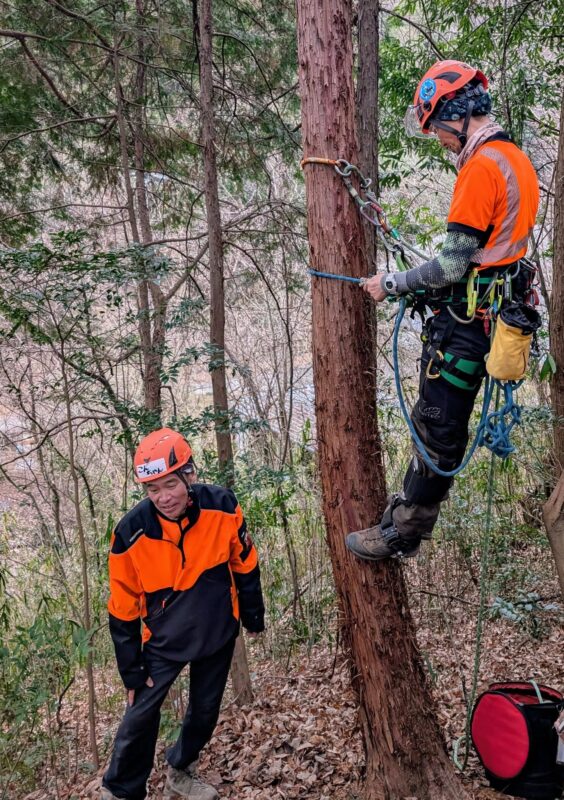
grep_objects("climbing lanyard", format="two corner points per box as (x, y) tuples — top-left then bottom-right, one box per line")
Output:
(301, 156), (430, 271)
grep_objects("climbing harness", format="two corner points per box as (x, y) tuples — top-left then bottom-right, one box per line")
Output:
(393, 298), (523, 475)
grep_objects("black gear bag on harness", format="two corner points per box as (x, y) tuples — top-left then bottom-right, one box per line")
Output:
(471, 681), (564, 799)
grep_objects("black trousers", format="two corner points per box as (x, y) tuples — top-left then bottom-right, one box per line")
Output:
(102, 635), (236, 800)
(405, 306), (492, 501)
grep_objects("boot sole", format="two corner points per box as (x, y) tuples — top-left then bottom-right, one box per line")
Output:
(346, 544), (420, 561)
(164, 787), (219, 800)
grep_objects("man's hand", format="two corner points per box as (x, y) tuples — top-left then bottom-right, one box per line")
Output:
(127, 675), (154, 707)
(246, 631), (260, 639)
(363, 274), (388, 303)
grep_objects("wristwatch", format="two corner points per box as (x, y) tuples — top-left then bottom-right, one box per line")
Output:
(382, 273), (399, 295)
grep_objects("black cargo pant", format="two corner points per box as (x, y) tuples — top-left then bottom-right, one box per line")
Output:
(389, 304), (491, 543)
(102, 634), (236, 800)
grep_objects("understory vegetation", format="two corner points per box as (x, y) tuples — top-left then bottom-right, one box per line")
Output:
(0, 0), (562, 797)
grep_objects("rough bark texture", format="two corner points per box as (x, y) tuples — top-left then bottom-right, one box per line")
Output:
(542, 472), (564, 598)
(356, 0), (379, 274)
(545, 87), (564, 599)
(550, 88), (564, 469)
(296, 2), (469, 798)
(199, 0), (252, 705)
(199, 0), (235, 482)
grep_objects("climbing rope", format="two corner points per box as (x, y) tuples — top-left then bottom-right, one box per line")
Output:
(453, 442), (497, 771)
(393, 298), (524, 476)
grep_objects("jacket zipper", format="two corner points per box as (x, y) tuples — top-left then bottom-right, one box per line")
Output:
(177, 521), (189, 567)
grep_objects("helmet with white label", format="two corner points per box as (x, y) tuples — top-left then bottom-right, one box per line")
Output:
(133, 428), (195, 483)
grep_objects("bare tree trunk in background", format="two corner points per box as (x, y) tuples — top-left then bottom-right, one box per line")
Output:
(544, 87), (564, 598)
(198, 0), (253, 705)
(296, 2), (471, 797)
(135, 0), (165, 422)
(113, 1), (165, 424)
(59, 340), (99, 769)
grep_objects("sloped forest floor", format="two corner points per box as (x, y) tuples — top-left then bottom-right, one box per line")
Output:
(21, 546), (563, 800)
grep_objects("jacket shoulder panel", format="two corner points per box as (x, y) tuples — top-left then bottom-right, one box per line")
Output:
(112, 498), (162, 553)
(193, 483), (237, 514)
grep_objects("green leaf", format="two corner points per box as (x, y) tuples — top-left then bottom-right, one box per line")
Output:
(539, 353), (557, 382)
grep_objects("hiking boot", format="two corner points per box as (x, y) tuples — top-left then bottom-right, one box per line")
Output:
(346, 495), (422, 562)
(165, 762), (219, 799)
(346, 524), (420, 561)
(100, 788), (120, 800)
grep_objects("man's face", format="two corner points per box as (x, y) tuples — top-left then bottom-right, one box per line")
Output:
(145, 471), (195, 519)
(431, 122), (463, 154)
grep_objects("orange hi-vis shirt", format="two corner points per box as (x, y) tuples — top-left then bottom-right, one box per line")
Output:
(107, 483), (264, 688)
(447, 135), (539, 268)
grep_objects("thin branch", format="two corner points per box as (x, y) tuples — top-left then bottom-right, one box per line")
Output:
(380, 7), (445, 58)
(0, 115), (115, 151)
(0, 203), (127, 223)
(19, 38), (82, 115)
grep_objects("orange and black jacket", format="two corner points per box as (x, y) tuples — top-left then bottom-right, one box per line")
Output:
(108, 483), (264, 688)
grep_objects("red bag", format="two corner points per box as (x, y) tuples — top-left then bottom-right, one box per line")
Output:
(471, 681), (564, 799)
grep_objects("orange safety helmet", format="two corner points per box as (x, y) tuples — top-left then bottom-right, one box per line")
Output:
(134, 427), (195, 483)
(405, 60), (488, 140)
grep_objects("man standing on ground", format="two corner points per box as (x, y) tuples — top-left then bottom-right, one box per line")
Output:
(346, 60), (539, 561)
(102, 428), (265, 800)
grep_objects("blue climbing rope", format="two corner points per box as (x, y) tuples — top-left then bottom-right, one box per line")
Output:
(308, 268), (365, 285)
(479, 380), (523, 459)
(392, 297), (523, 477)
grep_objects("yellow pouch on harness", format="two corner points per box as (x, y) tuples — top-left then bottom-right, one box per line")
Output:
(486, 318), (532, 381)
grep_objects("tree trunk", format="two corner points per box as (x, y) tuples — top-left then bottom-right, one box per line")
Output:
(198, 0), (253, 705)
(59, 340), (99, 769)
(296, 2), (470, 797)
(545, 86), (564, 598)
(113, 1), (165, 425)
(356, 0), (379, 274)
(550, 87), (564, 470)
(542, 472), (564, 598)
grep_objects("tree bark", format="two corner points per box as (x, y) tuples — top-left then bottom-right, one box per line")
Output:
(544, 87), (564, 598)
(296, 2), (470, 797)
(542, 472), (564, 598)
(356, 0), (379, 274)
(59, 339), (99, 769)
(550, 87), (564, 469)
(198, 0), (252, 705)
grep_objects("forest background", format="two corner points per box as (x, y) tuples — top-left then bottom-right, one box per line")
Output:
(0, 0), (562, 798)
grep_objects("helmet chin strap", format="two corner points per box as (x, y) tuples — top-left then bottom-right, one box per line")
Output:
(176, 469), (195, 510)
(430, 99), (476, 149)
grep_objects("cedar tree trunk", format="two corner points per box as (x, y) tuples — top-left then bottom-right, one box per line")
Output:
(296, 1), (470, 797)
(544, 87), (564, 598)
(198, 0), (253, 704)
(356, 0), (379, 273)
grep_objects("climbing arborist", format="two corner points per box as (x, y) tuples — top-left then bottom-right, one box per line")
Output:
(346, 60), (539, 562)
(102, 428), (265, 800)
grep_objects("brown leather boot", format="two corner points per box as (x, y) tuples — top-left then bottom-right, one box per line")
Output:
(346, 494), (440, 561)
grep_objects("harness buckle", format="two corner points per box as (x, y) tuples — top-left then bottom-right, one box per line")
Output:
(426, 349), (444, 380)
